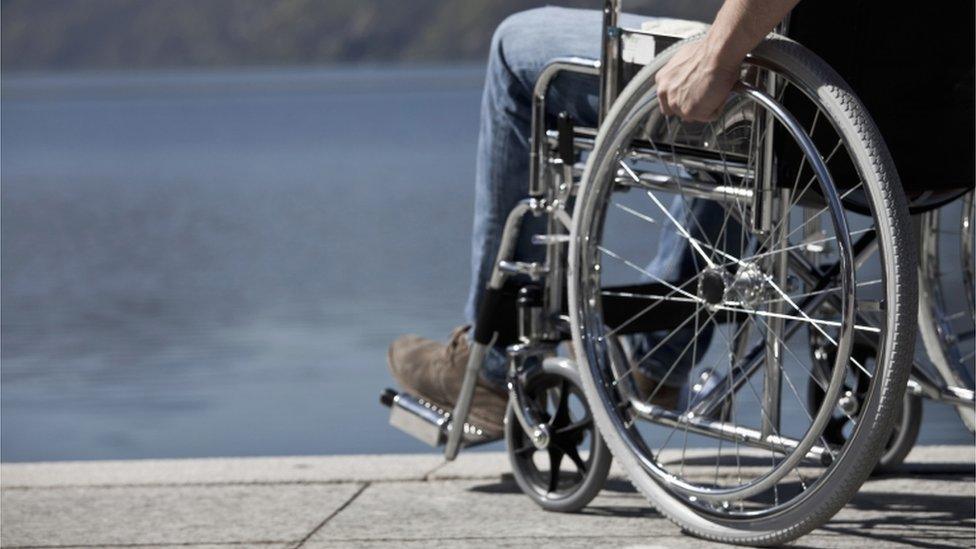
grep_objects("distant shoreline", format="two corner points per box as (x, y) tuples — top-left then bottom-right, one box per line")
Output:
(1, 61), (488, 79)
(1, 63), (488, 100)
(1, 0), (720, 72)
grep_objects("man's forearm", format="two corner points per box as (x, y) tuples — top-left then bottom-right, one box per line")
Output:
(654, 0), (799, 121)
(703, 0), (800, 70)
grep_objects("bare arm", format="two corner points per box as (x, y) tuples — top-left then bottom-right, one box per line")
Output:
(655, 0), (800, 122)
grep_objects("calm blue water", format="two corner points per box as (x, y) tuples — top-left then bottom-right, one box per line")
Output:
(2, 66), (970, 462)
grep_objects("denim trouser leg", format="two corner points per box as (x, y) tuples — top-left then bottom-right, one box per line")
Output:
(466, 7), (738, 386)
(466, 7), (643, 326)
(466, 7), (640, 384)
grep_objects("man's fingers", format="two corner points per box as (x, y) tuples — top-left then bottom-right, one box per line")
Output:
(702, 94), (733, 122)
(686, 105), (716, 123)
(672, 99), (694, 122)
(658, 88), (674, 117)
(702, 104), (724, 122)
(658, 84), (727, 122)
(688, 96), (727, 122)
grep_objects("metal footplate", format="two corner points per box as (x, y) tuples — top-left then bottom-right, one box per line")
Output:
(380, 389), (499, 448)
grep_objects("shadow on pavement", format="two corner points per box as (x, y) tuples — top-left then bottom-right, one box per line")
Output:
(799, 489), (975, 549)
(466, 469), (974, 547)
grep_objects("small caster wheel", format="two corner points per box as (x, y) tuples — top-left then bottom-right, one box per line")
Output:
(505, 359), (612, 513)
(808, 336), (922, 474)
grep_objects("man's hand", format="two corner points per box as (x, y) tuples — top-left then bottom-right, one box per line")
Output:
(655, 41), (739, 122)
(654, 0), (800, 122)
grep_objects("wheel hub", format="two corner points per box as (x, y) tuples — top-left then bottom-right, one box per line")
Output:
(698, 269), (728, 305)
(729, 262), (768, 308)
(530, 425), (550, 449)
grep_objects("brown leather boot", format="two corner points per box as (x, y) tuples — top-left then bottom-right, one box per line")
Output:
(387, 325), (508, 439)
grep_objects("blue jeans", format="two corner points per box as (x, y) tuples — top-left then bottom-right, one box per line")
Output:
(467, 7), (736, 388)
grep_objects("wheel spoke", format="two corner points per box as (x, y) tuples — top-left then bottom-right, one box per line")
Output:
(737, 228), (873, 267)
(654, 320), (742, 459)
(682, 308), (702, 478)
(555, 418), (593, 436)
(706, 313), (819, 466)
(547, 447), (564, 493)
(618, 159), (717, 269)
(754, 279), (881, 306)
(564, 444), (588, 473)
(598, 245), (701, 301)
(625, 303), (707, 383)
(776, 182), (864, 250)
(705, 115), (740, 268)
(711, 304), (881, 333)
(755, 138), (846, 254)
(639, 308), (717, 406)
(612, 201), (657, 225)
(600, 273), (707, 339)
(551, 380), (571, 426)
(601, 290), (699, 303)
(747, 313), (843, 458)
(759, 275), (875, 378)
(656, 117), (728, 258)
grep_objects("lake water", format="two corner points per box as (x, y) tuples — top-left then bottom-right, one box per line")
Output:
(2, 66), (970, 462)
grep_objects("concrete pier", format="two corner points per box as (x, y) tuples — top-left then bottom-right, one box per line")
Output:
(2, 445), (973, 548)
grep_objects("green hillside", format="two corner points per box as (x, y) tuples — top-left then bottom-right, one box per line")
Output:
(1, 0), (719, 71)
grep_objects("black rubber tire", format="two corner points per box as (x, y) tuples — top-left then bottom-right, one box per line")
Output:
(569, 34), (916, 545)
(505, 359), (613, 513)
(874, 391), (923, 473)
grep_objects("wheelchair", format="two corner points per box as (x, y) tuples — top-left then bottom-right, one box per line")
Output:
(382, 1), (975, 544)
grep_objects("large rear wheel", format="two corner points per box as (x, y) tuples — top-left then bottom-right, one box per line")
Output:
(568, 35), (915, 545)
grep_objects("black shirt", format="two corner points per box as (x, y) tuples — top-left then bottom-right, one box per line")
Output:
(789, 0), (975, 193)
